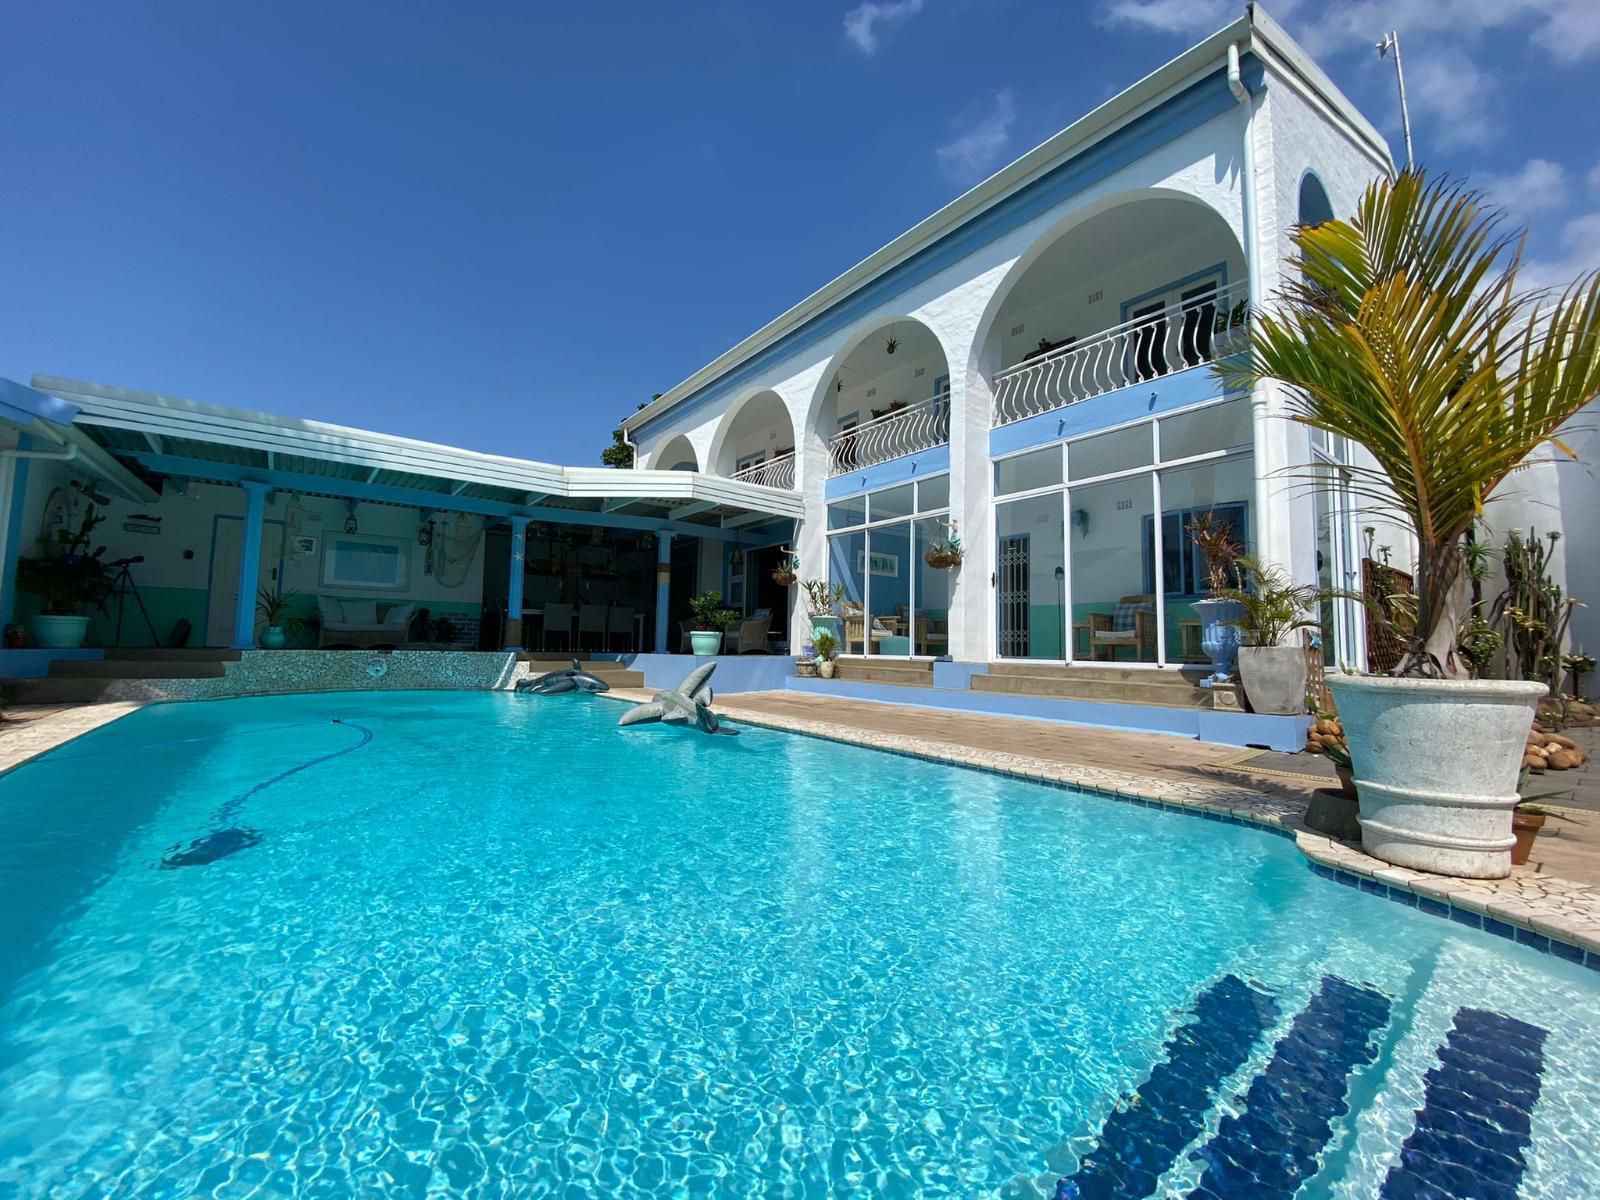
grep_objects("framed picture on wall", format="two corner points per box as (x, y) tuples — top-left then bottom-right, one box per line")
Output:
(290, 535), (319, 558)
(857, 550), (900, 578)
(321, 534), (410, 590)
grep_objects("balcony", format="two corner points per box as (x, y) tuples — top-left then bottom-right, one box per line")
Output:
(827, 394), (951, 476)
(729, 450), (796, 489)
(992, 280), (1249, 426)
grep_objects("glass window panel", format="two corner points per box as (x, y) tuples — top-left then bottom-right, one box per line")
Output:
(913, 517), (952, 657)
(869, 484), (914, 522)
(1069, 422), (1152, 480)
(917, 474), (950, 512)
(827, 530), (866, 655)
(1158, 399), (1252, 461)
(862, 522), (911, 656)
(1155, 456), (1254, 663)
(828, 495), (867, 530)
(1069, 476), (1157, 663)
(995, 446), (1063, 496)
(995, 494), (1065, 659)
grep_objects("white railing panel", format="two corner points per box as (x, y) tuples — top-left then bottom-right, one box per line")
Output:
(730, 451), (796, 490)
(828, 394), (951, 476)
(992, 281), (1250, 426)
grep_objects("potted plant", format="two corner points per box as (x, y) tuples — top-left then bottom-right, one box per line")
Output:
(772, 554), (798, 588)
(1221, 170), (1600, 878)
(813, 630), (838, 679)
(1186, 511), (1245, 684)
(801, 578), (844, 645)
(923, 522), (964, 570)
(1217, 555), (1349, 715)
(16, 496), (114, 649)
(255, 589), (306, 649)
(1511, 768), (1570, 866)
(687, 590), (737, 656)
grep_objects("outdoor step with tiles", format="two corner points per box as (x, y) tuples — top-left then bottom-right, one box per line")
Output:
(971, 668), (1211, 708)
(831, 659), (935, 687)
(515, 657), (645, 687)
(46, 659), (232, 679)
(100, 648), (244, 662)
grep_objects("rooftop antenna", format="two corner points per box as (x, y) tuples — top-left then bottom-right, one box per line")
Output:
(1376, 31), (1414, 170)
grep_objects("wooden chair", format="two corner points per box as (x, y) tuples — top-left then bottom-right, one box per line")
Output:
(1088, 595), (1156, 661)
(841, 602), (889, 655)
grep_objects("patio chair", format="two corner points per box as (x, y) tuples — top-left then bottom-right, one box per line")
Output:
(607, 605), (635, 652)
(916, 616), (949, 657)
(734, 610), (772, 654)
(1089, 594), (1156, 661)
(542, 602), (574, 652)
(841, 602), (890, 655)
(578, 604), (608, 652)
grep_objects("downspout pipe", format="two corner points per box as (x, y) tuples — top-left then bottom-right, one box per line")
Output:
(1229, 41), (1275, 577)
(0, 441), (77, 464)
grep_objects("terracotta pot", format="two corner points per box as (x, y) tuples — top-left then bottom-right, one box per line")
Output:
(1334, 763), (1357, 799)
(1510, 808), (1546, 866)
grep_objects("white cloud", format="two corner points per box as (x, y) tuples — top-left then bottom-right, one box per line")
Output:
(1475, 158), (1569, 220)
(1523, 209), (1600, 293)
(935, 90), (1017, 184)
(842, 0), (924, 55)
(1096, 0), (1247, 37)
(1400, 46), (1504, 152)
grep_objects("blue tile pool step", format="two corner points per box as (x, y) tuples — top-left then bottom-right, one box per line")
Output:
(1187, 975), (1392, 1199)
(1062, 973), (1280, 1199)
(1379, 1007), (1548, 1200)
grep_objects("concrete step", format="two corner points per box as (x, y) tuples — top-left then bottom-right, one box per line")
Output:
(971, 671), (1209, 708)
(516, 658), (645, 688)
(833, 660), (935, 687)
(100, 648), (243, 662)
(4, 677), (116, 705)
(47, 659), (231, 680)
(983, 662), (1210, 686)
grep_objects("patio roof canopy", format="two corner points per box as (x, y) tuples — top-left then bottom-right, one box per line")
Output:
(34, 376), (801, 542)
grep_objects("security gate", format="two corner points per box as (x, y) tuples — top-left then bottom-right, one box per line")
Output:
(997, 533), (1031, 657)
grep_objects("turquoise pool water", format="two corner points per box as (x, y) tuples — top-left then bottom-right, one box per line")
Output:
(1, 690), (1596, 1198)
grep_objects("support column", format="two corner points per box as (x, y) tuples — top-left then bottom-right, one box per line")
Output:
(232, 480), (270, 649)
(0, 435), (29, 629)
(654, 530), (672, 652)
(503, 516), (529, 650)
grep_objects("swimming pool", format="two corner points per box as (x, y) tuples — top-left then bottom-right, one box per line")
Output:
(1, 690), (1596, 1198)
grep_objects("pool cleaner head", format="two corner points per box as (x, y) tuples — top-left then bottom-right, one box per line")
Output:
(160, 826), (263, 869)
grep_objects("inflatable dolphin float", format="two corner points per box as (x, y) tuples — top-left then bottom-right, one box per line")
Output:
(516, 659), (611, 695)
(618, 662), (736, 735)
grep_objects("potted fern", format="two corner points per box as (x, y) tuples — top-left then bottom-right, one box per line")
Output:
(255, 589), (307, 649)
(17, 498), (114, 649)
(687, 591), (737, 656)
(1220, 170), (1600, 878)
(1216, 556), (1327, 715)
(801, 579), (844, 645)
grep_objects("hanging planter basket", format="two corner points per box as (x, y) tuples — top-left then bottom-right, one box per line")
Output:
(923, 547), (963, 570)
(772, 567), (797, 587)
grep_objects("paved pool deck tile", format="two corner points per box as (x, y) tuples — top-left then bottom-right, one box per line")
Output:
(0, 702), (145, 773)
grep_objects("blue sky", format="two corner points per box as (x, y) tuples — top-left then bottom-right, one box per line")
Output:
(4, 1), (1597, 466)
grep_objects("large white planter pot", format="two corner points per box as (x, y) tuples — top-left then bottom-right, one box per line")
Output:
(1238, 645), (1308, 715)
(1328, 675), (1546, 879)
(29, 614), (90, 649)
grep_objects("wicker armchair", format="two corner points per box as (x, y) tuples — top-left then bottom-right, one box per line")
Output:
(734, 611), (772, 654)
(1089, 594), (1156, 661)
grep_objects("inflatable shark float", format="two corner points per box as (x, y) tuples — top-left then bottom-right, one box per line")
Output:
(515, 660), (611, 695)
(618, 662), (736, 735)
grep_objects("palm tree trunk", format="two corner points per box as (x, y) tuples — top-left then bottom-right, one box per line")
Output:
(1405, 538), (1469, 679)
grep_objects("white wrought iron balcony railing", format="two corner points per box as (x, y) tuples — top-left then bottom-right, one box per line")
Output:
(730, 450), (796, 489)
(991, 280), (1250, 427)
(828, 393), (951, 476)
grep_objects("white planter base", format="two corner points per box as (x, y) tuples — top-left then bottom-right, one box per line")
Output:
(1329, 675), (1546, 879)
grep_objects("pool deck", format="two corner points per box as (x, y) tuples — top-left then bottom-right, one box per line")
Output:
(6, 692), (1600, 963)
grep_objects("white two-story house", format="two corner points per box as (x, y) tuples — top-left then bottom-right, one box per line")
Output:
(623, 6), (1392, 679)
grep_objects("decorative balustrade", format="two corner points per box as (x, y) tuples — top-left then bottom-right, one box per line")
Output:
(991, 281), (1250, 426)
(730, 450), (796, 489)
(828, 393), (951, 476)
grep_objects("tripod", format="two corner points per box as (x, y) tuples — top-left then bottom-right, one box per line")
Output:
(108, 556), (162, 647)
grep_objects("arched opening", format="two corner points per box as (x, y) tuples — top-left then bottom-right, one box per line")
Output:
(981, 193), (1247, 426)
(814, 318), (950, 477)
(975, 193), (1255, 665)
(709, 390), (796, 487)
(649, 435), (698, 472)
(1298, 171), (1335, 227)
(812, 316), (954, 659)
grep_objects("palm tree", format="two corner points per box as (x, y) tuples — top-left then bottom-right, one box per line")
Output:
(1220, 170), (1600, 677)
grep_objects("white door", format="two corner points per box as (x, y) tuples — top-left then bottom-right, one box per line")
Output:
(208, 519), (284, 647)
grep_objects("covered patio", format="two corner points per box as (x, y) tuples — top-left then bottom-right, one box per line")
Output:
(5, 377), (800, 661)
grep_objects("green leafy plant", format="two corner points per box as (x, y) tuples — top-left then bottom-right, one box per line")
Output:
(255, 589), (307, 632)
(1187, 510), (1243, 595)
(923, 521), (964, 569)
(801, 578), (844, 618)
(1215, 556), (1326, 646)
(1218, 169), (1600, 677)
(1490, 528), (1577, 692)
(16, 498), (115, 615)
(688, 590), (738, 632)
(1564, 651), (1595, 699)
(812, 630), (838, 661)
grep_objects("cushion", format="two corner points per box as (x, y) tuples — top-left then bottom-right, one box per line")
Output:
(317, 595), (345, 624)
(380, 602), (415, 629)
(1111, 601), (1151, 632)
(340, 598), (379, 625)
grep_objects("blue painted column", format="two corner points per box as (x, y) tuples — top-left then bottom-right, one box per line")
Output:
(653, 530), (673, 652)
(0, 436), (32, 629)
(232, 480), (271, 649)
(503, 516), (530, 649)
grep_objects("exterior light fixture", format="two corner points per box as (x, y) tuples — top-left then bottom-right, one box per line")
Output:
(344, 500), (359, 534)
(886, 322), (899, 354)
